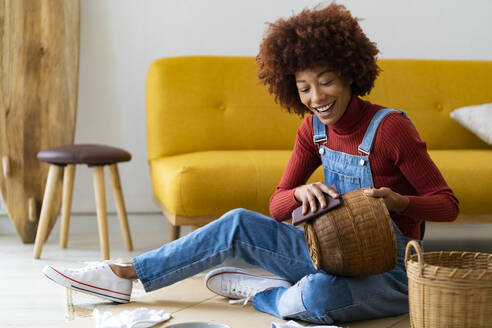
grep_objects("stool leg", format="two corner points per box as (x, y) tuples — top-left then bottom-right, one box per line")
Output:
(34, 165), (63, 259)
(108, 164), (133, 251)
(60, 164), (76, 248)
(92, 166), (109, 260)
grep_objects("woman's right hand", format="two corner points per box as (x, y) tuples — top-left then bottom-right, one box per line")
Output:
(294, 182), (339, 215)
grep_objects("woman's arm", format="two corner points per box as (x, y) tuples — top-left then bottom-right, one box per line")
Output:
(269, 116), (327, 221)
(369, 114), (459, 222)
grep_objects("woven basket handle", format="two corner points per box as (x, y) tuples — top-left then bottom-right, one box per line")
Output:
(405, 240), (424, 274)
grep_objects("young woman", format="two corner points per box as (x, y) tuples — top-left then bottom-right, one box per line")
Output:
(43, 4), (458, 325)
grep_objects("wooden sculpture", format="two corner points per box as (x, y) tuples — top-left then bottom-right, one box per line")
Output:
(0, 0), (80, 242)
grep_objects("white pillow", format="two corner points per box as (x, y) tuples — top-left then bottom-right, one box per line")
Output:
(450, 102), (492, 145)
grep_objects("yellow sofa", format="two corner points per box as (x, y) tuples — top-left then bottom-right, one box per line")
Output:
(146, 56), (492, 240)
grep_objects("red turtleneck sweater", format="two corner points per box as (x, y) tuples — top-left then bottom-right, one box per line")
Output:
(269, 96), (459, 239)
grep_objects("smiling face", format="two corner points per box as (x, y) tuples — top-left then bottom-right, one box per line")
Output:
(295, 66), (353, 126)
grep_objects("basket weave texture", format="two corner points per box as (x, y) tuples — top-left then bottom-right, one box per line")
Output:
(304, 188), (397, 276)
(405, 240), (492, 328)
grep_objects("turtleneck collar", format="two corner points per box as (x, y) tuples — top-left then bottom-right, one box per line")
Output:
(328, 95), (366, 135)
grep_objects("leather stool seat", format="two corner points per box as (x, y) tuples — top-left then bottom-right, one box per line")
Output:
(37, 144), (131, 165)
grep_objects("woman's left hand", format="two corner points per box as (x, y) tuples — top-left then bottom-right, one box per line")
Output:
(363, 187), (410, 213)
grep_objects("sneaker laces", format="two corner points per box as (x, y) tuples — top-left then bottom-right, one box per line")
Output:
(83, 258), (124, 267)
(225, 280), (261, 306)
(64, 259), (124, 274)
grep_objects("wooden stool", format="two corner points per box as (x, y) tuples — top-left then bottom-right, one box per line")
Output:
(33, 144), (134, 260)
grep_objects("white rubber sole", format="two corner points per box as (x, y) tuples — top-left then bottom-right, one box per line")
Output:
(42, 265), (131, 303)
(205, 266), (292, 299)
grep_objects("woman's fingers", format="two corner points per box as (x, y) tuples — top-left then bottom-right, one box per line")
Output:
(364, 187), (409, 212)
(301, 196), (311, 215)
(300, 188), (317, 215)
(312, 188), (327, 209)
(364, 187), (391, 197)
(306, 189), (318, 214)
(296, 182), (340, 215)
(306, 183), (336, 213)
(317, 183), (339, 198)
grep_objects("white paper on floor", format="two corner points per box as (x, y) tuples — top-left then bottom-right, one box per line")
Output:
(93, 307), (171, 328)
(272, 320), (342, 328)
(65, 280), (148, 320)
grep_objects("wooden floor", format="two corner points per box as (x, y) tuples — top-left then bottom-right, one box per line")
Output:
(58, 277), (412, 328)
(1, 213), (491, 327)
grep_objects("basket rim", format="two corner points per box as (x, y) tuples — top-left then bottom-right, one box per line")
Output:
(405, 241), (492, 281)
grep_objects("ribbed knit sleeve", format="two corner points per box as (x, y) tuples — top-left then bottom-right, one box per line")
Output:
(269, 116), (321, 221)
(376, 114), (460, 222)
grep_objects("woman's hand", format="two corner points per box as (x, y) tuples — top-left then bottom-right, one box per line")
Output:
(364, 187), (410, 213)
(294, 182), (339, 215)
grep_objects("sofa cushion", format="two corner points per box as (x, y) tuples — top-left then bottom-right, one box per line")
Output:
(151, 149), (492, 218)
(150, 150), (324, 217)
(450, 102), (492, 145)
(429, 150), (492, 214)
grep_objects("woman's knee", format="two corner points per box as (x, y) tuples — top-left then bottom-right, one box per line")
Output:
(218, 208), (252, 229)
(219, 208), (270, 229)
(277, 272), (352, 320)
(215, 208), (263, 242)
(277, 281), (305, 318)
(300, 272), (353, 316)
(221, 208), (252, 219)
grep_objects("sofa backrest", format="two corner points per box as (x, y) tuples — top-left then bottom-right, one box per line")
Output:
(146, 56), (491, 160)
(146, 56), (302, 160)
(365, 59), (492, 150)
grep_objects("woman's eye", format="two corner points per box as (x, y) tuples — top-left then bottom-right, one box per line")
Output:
(299, 88), (309, 93)
(320, 80), (333, 86)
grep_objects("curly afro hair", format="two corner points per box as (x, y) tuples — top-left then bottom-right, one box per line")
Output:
(257, 3), (380, 116)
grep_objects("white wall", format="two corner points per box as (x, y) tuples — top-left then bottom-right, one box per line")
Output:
(73, 0), (492, 213)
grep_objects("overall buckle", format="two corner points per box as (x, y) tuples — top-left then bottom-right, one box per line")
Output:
(357, 146), (369, 156)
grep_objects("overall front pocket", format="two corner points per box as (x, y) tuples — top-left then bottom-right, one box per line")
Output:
(323, 169), (361, 195)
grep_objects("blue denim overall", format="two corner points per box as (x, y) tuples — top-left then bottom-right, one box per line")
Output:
(133, 109), (422, 324)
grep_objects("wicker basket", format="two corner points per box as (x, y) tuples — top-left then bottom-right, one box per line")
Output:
(405, 240), (492, 328)
(304, 188), (397, 276)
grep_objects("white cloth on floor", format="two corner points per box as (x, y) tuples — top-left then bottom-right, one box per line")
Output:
(272, 320), (342, 328)
(93, 307), (171, 328)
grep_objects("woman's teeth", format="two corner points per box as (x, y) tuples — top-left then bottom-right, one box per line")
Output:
(316, 101), (335, 112)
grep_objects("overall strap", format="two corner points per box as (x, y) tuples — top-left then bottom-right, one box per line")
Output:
(312, 114), (327, 146)
(358, 108), (410, 155)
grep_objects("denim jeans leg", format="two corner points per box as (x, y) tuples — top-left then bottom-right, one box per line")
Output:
(132, 208), (316, 292)
(254, 223), (420, 323)
(253, 270), (352, 324)
(255, 267), (410, 325)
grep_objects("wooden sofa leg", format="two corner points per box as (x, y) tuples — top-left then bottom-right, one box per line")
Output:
(169, 224), (180, 241)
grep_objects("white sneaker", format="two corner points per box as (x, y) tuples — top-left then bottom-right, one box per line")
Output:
(205, 267), (292, 305)
(42, 262), (132, 303)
